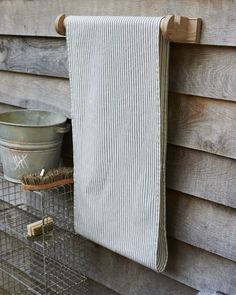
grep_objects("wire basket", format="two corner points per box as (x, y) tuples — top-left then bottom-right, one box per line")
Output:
(0, 164), (88, 294)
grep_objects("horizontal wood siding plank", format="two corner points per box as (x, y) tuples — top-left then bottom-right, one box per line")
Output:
(167, 145), (236, 208)
(166, 239), (236, 294)
(0, 71), (70, 118)
(1, 37), (236, 103)
(83, 238), (236, 294)
(0, 37), (68, 77)
(0, 0), (236, 45)
(169, 44), (236, 101)
(168, 93), (236, 159)
(167, 190), (236, 261)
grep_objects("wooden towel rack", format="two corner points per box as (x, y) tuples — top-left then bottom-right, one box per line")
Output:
(55, 14), (201, 43)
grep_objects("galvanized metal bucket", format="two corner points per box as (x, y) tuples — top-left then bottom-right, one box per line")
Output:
(0, 110), (70, 183)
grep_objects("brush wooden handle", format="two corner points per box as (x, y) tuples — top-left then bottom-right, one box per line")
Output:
(22, 178), (74, 191)
(27, 217), (54, 237)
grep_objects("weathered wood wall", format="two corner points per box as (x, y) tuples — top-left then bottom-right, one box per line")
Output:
(0, 1), (235, 294)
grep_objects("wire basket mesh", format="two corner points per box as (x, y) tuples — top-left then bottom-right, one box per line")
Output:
(0, 268), (34, 295)
(0, 164), (88, 294)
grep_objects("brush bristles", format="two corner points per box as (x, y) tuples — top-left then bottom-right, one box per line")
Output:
(21, 167), (73, 186)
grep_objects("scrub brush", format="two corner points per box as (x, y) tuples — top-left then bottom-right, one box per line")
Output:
(21, 167), (73, 190)
(27, 217), (54, 237)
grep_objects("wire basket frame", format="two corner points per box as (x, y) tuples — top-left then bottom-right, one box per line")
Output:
(0, 164), (88, 294)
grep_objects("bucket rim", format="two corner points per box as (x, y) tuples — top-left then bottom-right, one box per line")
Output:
(0, 109), (67, 128)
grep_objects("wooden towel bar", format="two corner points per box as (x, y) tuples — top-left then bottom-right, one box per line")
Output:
(55, 14), (201, 43)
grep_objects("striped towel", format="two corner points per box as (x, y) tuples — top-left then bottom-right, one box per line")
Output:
(66, 16), (169, 271)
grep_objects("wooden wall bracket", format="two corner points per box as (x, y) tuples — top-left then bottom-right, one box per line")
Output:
(160, 15), (201, 43)
(55, 14), (201, 43)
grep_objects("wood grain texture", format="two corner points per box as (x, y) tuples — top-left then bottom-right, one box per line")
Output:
(169, 44), (236, 101)
(0, 0), (236, 45)
(166, 239), (236, 294)
(167, 145), (236, 208)
(0, 36), (68, 77)
(168, 93), (236, 159)
(0, 71), (70, 117)
(167, 189), (236, 261)
(83, 238), (236, 294)
(1, 36), (236, 102)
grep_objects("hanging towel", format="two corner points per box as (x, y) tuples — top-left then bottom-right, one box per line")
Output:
(66, 16), (169, 272)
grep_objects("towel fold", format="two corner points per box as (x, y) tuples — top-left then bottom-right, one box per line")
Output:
(66, 16), (169, 271)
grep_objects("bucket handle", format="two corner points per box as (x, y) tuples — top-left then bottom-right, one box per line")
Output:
(56, 123), (70, 134)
